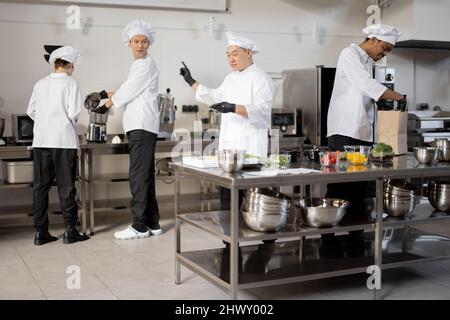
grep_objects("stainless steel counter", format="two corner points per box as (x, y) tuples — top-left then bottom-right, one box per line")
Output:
(171, 155), (450, 300)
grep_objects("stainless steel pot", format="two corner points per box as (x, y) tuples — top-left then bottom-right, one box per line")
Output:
(293, 198), (349, 228)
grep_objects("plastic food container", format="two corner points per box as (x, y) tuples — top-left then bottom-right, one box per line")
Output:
(319, 151), (338, 167)
(4, 161), (33, 184)
(345, 146), (371, 165)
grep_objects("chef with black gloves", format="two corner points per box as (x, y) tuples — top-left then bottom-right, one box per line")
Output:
(180, 31), (274, 211)
(99, 20), (162, 240)
(27, 46), (89, 245)
(323, 24), (406, 253)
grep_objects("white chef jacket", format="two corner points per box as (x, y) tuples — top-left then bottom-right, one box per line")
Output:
(111, 55), (159, 134)
(195, 64), (274, 158)
(27, 73), (82, 149)
(327, 43), (387, 142)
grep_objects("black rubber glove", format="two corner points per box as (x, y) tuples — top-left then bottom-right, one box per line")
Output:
(210, 102), (236, 113)
(179, 61), (197, 86)
(93, 105), (109, 114)
(99, 90), (108, 99)
(397, 95), (407, 111)
(84, 92), (101, 110)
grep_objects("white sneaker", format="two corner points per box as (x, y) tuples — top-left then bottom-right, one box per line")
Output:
(148, 226), (162, 236)
(114, 226), (150, 240)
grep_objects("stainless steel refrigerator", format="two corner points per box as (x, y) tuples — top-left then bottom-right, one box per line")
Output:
(281, 66), (336, 147)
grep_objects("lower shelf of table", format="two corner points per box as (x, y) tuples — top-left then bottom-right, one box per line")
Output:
(176, 228), (450, 290)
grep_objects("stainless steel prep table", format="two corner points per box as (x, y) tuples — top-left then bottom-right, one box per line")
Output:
(171, 156), (450, 300)
(79, 135), (306, 235)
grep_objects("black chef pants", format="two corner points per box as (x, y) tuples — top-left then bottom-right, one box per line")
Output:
(127, 129), (159, 232)
(324, 135), (374, 243)
(33, 148), (78, 231)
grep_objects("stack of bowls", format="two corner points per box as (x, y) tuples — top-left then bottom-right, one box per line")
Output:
(383, 179), (417, 218)
(428, 181), (450, 212)
(432, 139), (450, 162)
(241, 188), (291, 232)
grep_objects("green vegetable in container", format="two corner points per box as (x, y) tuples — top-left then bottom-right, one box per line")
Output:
(372, 142), (393, 158)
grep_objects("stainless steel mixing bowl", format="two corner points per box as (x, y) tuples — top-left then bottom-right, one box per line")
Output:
(428, 181), (450, 212)
(241, 188), (291, 232)
(413, 147), (438, 164)
(217, 149), (245, 173)
(293, 198), (349, 228)
(383, 195), (416, 217)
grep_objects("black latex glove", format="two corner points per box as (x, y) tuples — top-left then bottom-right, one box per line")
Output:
(179, 61), (197, 86)
(99, 90), (108, 99)
(210, 101), (236, 113)
(397, 95), (407, 111)
(93, 105), (109, 114)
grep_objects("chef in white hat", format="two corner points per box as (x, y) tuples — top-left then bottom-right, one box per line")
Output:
(180, 31), (273, 159)
(179, 31), (274, 214)
(27, 45), (89, 245)
(324, 24), (406, 247)
(327, 24), (405, 146)
(100, 20), (162, 240)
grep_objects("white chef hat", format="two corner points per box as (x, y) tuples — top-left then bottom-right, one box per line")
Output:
(49, 46), (80, 65)
(362, 24), (402, 45)
(226, 31), (259, 54)
(121, 20), (156, 46)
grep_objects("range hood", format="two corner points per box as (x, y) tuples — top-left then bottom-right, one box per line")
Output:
(382, 0), (450, 50)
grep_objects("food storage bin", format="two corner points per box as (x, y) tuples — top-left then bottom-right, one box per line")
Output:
(4, 161), (33, 184)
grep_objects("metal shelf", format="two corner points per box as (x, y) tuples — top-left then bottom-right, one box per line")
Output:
(179, 210), (376, 243)
(177, 229), (450, 290)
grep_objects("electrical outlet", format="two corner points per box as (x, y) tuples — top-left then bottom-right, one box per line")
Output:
(182, 105), (199, 113)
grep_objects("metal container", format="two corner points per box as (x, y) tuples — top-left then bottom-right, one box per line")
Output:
(89, 111), (108, 124)
(384, 179), (417, 197)
(217, 149), (245, 172)
(427, 181), (450, 212)
(293, 198), (349, 228)
(383, 195), (416, 217)
(241, 188), (291, 232)
(242, 210), (288, 232)
(413, 147), (438, 164)
(4, 161), (33, 184)
(432, 139), (450, 161)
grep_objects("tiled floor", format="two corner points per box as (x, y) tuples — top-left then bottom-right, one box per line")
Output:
(1, 212), (450, 300)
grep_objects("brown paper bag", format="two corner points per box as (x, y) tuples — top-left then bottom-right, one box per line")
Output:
(376, 111), (408, 155)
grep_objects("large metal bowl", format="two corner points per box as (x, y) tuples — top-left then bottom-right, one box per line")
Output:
(242, 210), (288, 232)
(384, 179), (417, 197)
(293, 198), (349, 228)
(413, 147), (438, 164)
(217, 149), (245, 172)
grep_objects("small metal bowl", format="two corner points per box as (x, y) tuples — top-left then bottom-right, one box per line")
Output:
(383, 195), (416, 218)
(413, 147), (438, 164)
(293, 198), (349, 228)
(217, 149), (246, 172)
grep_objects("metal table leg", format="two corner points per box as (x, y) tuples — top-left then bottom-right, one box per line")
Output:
(374, 178), (383, 300)
(175, 171), (181, 284)
(88, 150), (94, 235)
(230, 187), (239, 300)
(80, 149), (87, 234)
